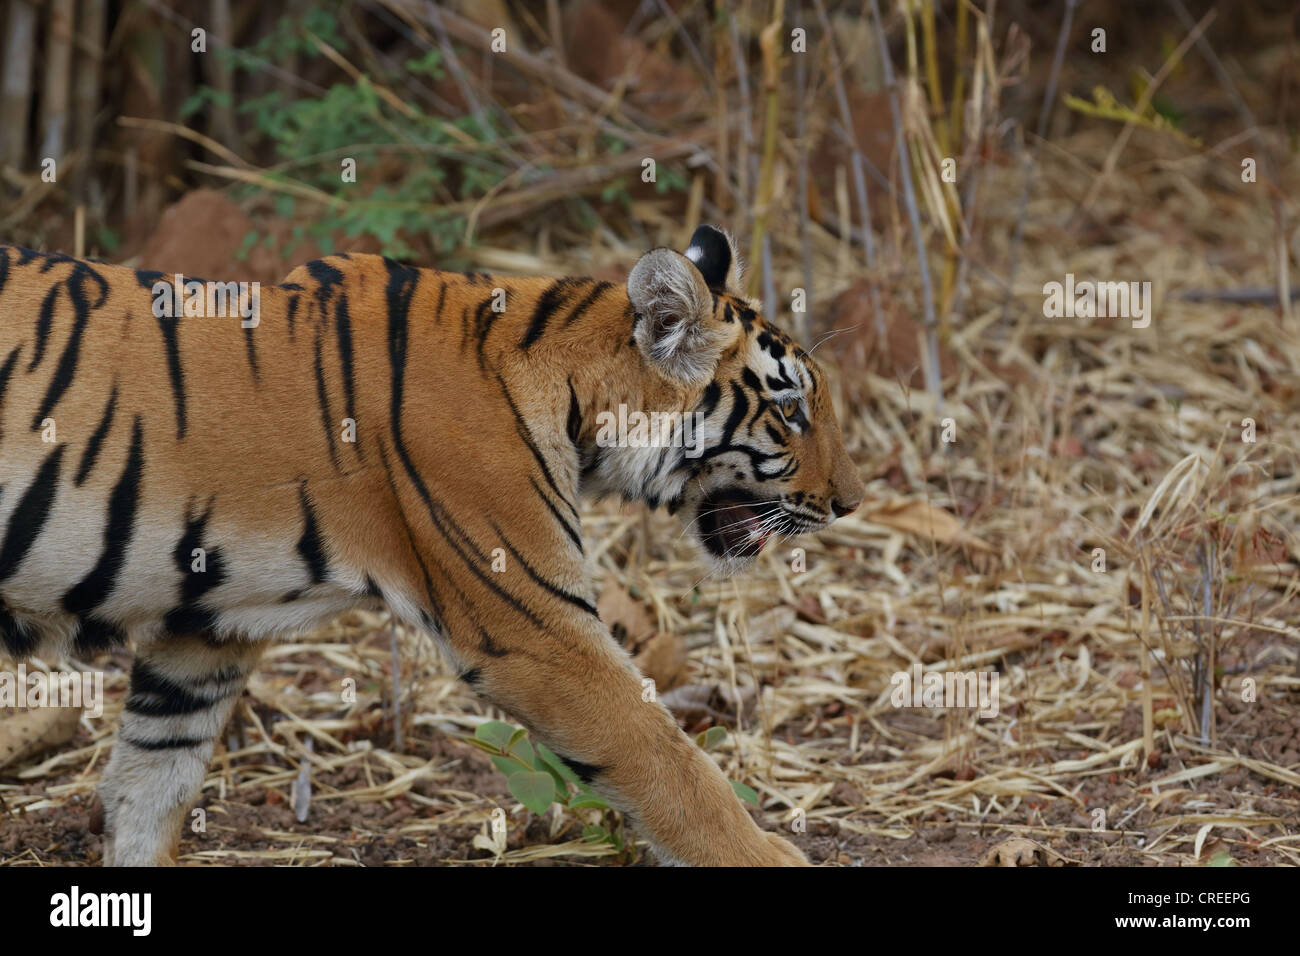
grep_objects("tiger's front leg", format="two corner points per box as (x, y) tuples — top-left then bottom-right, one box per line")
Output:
(458, 621), (808, 866)
(95, 634), (269, 866)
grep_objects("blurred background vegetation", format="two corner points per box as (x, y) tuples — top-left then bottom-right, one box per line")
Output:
(3, 1), (1296, 330)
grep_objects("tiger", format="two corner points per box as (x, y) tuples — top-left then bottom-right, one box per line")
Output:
(0, 224), (864, 867)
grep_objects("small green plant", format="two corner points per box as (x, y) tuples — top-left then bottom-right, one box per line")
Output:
(466, 719), (760, 857)
(464, 720), (625, 850)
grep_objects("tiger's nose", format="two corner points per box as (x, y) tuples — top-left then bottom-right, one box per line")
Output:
(831, 495), (861, 518)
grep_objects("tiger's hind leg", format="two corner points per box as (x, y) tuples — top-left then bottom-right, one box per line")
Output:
(96, 634), (269, 866)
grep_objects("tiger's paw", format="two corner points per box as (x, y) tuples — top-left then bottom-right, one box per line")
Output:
(757, 831), (812, 867)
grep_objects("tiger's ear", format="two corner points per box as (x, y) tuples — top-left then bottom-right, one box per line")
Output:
(683, 224), (742, 294)
(628, 248), (731, 387)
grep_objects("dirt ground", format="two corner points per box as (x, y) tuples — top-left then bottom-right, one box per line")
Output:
(4, 615), (1297, 867)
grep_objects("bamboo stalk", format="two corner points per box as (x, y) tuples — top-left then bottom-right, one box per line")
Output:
(39, 0), (76, 168)
(727, 6), (755, 242)
(868, 0), (942, 406)
(0, 0), (38, 170)
(208, 0), (239, 150)
(747, 0), (785, 301)
(794, 0), (812, 343)
(72, 0), (107, 202)
(813, 0), (884, 342)
(949, 0), (970, 149)
(920, 0), (947, 155)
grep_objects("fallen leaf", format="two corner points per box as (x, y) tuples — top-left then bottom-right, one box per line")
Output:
(597, 579), (656, 649)
(633, 632), (688, 692)
(979, 837), (1076, 867)
(0, 707), (81, 770)
(859, 499), (991, 551)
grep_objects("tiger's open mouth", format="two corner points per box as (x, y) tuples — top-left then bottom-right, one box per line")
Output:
(697, 488), (774, 560)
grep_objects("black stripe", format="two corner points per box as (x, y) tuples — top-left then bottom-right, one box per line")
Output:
(243, 324), (260, 381)
(521, 278), (576, 349)
(306, 259), (345, 313)
(697, 380), (722, 417)
(121, 735), (211, 751)
(477, 624), (509, 657)
(458, 667), (482, 685)
(74, 386), (118, 486)
(125, 660), (222, 717)
(163, 498), (228, 634)
(61, 417), (145, 615)
(496, 374), (580, 522)
(73, 616), (126, 655)
(0, 600), (38, 658)
(0, 345), (21, 446)
(377, 443), (444, 625)
(529, 475), (583, 552)
(472, 296), (496, 369)
(135, 268), (165, 290)
(162, 606), (219, 633)
(720, 381), (750, 446)
(556, 754), (603, 784)
(0, 444), (66, 584)
(313, 329), (341, 468)
(28, 285), (60, 371)
(335, 293), (357, 446)
(561, 281), (612, 328)
(30, 266), (103, 428)
(495, 528), (596, 615)
(296, 483), (329, 584)
(155, 314), (188, 439)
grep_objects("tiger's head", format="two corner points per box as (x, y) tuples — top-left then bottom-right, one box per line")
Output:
(606, 225), (864, 576)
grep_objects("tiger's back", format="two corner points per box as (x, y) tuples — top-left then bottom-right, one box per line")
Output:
(0, 246), (601, 656)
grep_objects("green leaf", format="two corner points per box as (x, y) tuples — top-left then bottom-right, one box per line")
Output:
(474, 721), (519, 752)
(509, 771), (559, 816)
(731, 780), (759, 806)
(535, 743), (582, 785)
(508, 736), (535, 770)
(490, 755), (521, 778)
(536, 757), (570, 796)
(461, 735), (503, 756)
(1207, 849), (1237, 867)
(568, 791), (609, 811)
(696, 726), (728, 751)
(582, 824), (608, 843)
